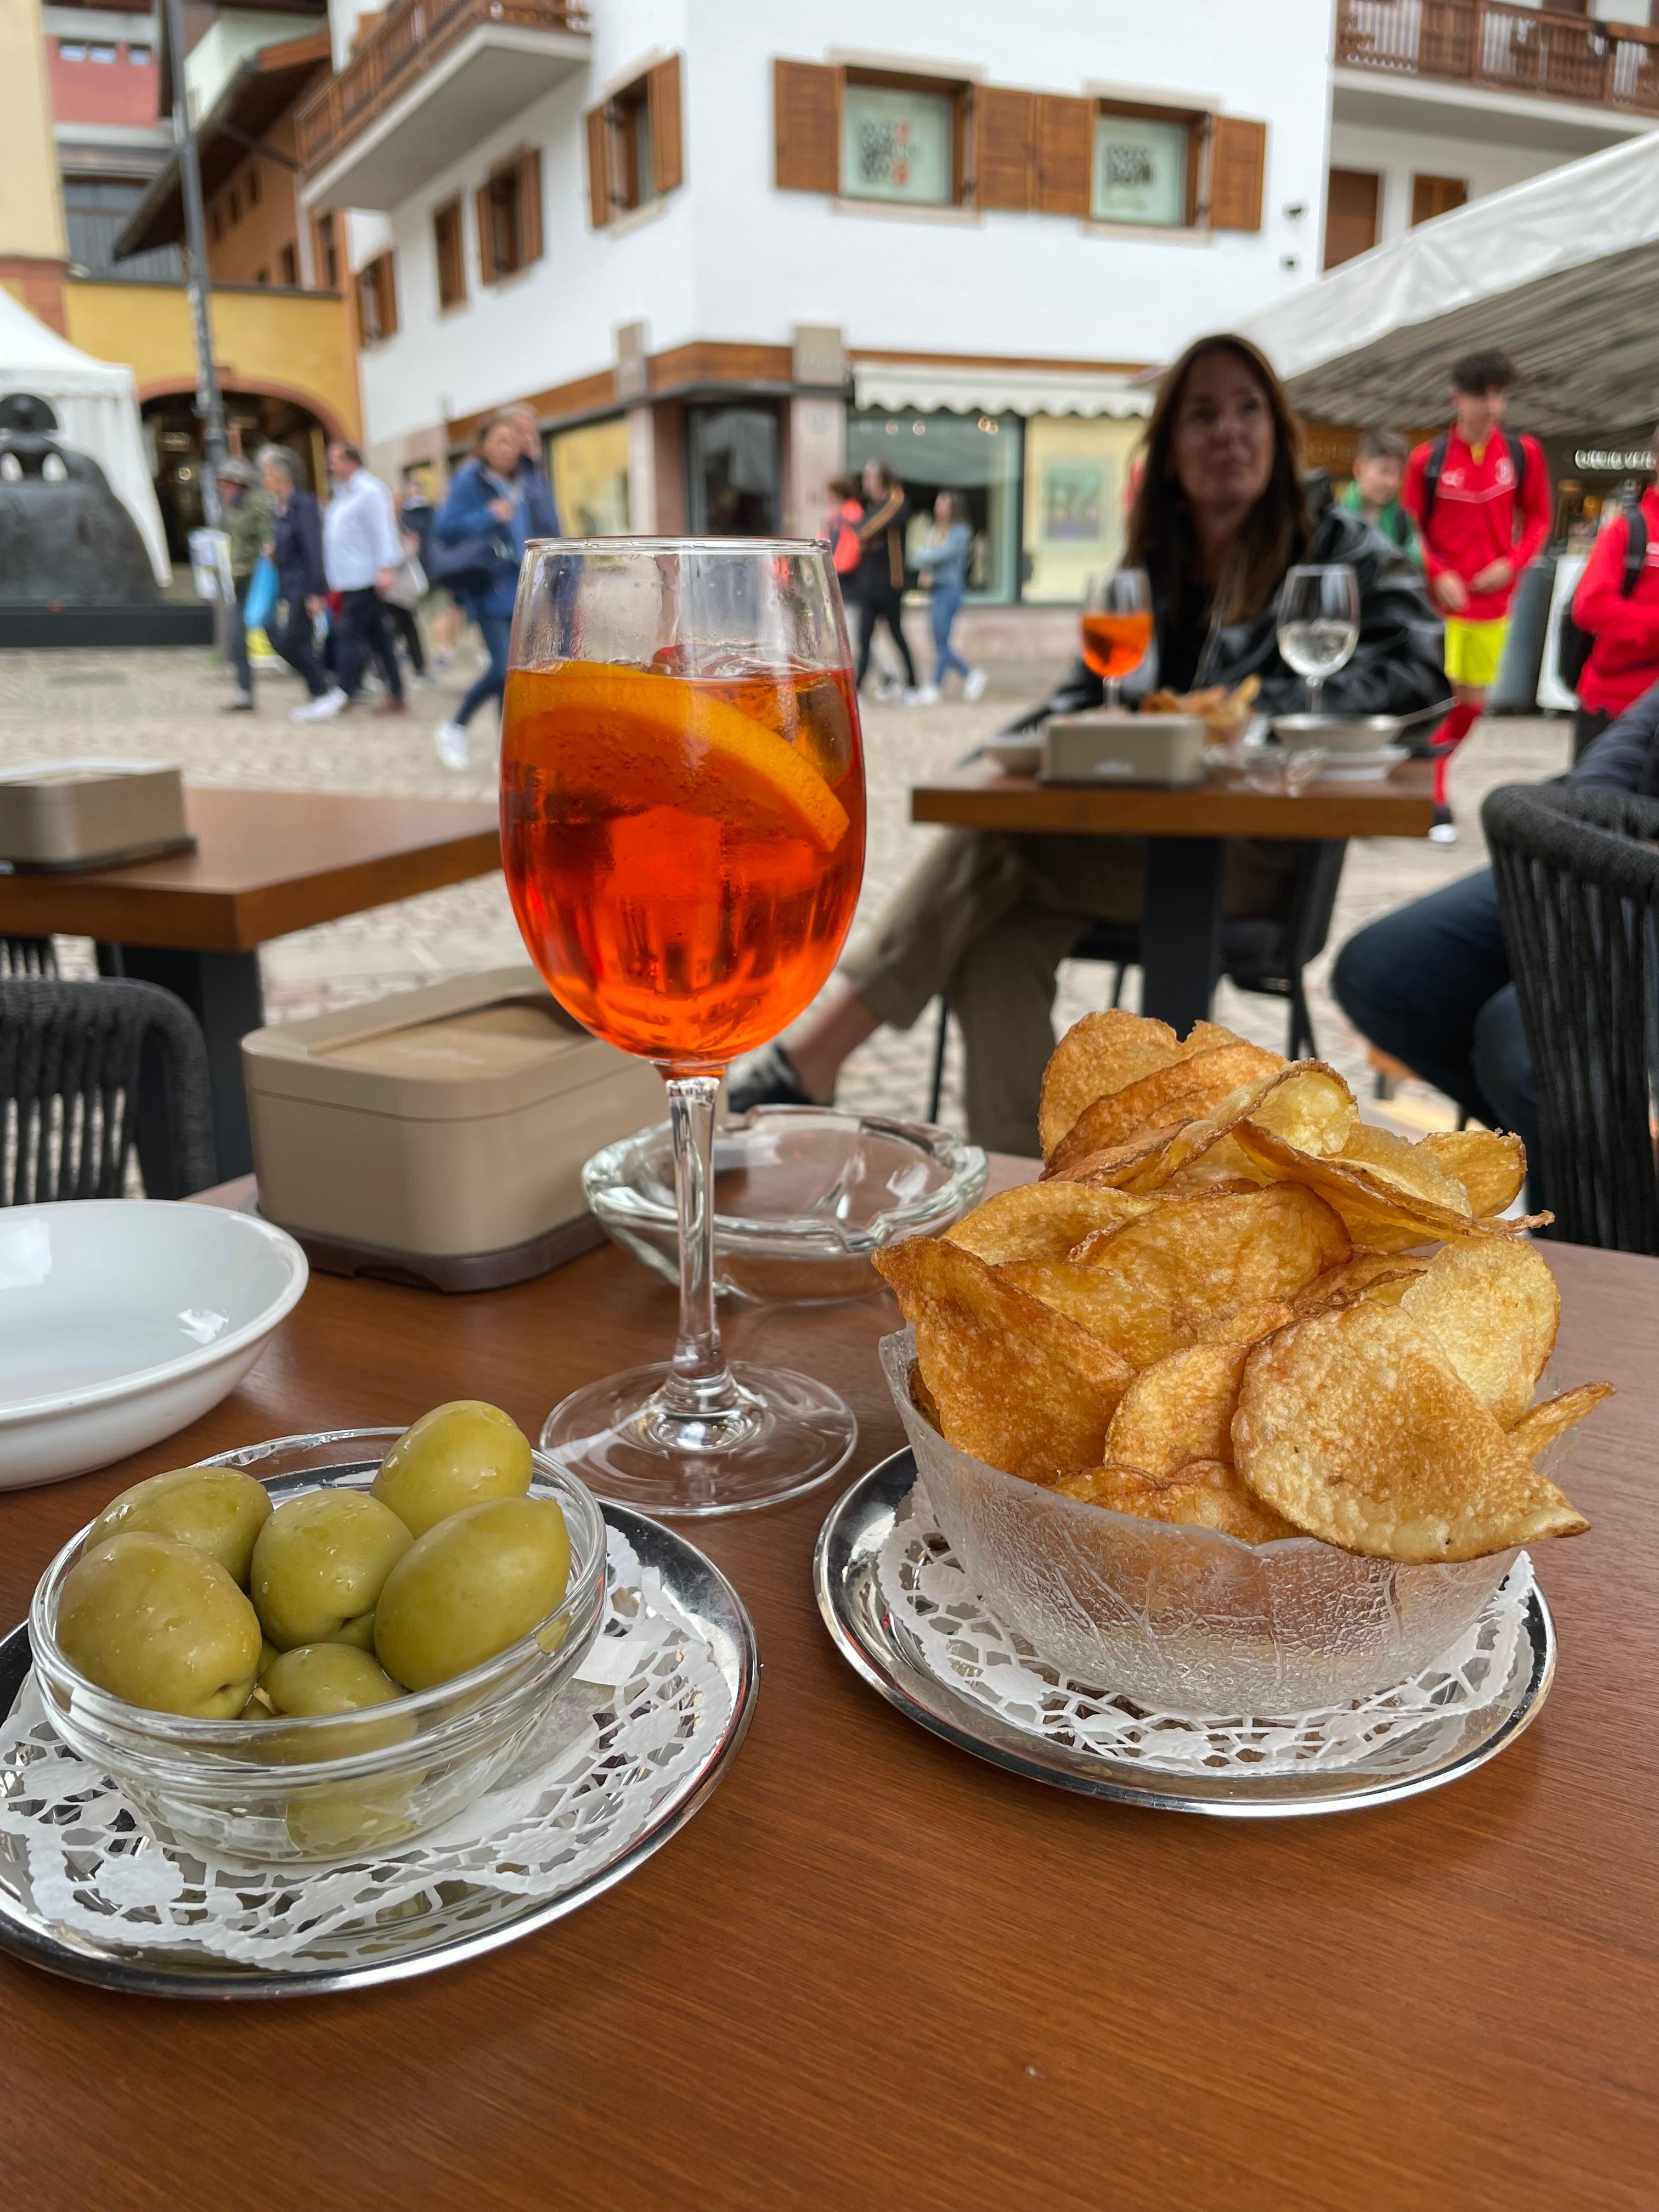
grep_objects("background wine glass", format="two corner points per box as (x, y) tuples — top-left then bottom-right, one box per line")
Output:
(500, 540), (867, 1517)
(1276, 563), (1360, 720)
(1079, 568), (1153, 712)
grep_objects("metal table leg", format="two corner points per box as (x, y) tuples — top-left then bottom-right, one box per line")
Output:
(1138, 838), (1224, 1034)
(97, 943), (263, 1179)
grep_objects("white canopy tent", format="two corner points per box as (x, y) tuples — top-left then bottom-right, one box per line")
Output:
(0, 286), (171, 586)
(1237, 128), (1659, 435)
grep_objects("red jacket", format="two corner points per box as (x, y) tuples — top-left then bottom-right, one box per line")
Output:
(1402, 428), (1552, 623)
(1571, 487), (1659, 715)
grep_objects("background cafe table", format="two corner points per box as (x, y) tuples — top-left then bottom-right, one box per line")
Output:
(0, 785), (501, 1178)
(0, 1162), (1654, 2212)
(910, 755), (1435, 1035)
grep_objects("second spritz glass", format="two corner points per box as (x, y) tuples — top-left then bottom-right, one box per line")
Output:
(500, 540), (867, 1516)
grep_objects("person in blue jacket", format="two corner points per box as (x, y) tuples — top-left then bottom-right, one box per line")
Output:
(432, 410), (559, 769)
(258, 445), (340, 721)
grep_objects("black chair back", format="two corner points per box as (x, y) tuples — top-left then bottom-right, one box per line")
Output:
(0, 977), (217, 1204)
(1482, 782), (1659, 1254)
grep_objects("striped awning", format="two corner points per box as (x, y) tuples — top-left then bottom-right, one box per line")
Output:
(851, 360), (1153, 420)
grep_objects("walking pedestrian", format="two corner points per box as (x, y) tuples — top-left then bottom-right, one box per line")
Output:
(1567, 431), (1659, 760)
(1402, 351), (1550, 843)
(216, 456), (272, 713)
(318, 441), (406, 716)
(853, 460), (918, 699)
(910, 491), (986, 703)
(257, 445), (342, 724)
(1339, 429), (1420, 565)
(431, 414), (535, 770)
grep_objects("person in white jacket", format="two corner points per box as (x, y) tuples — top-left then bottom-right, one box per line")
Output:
(297, 442), (407, 721)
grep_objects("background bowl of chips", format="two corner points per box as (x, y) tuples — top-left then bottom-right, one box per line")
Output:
(880, 1329), (1522, 1718)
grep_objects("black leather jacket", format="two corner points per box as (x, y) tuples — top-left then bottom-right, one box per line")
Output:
(1008, 501), (1451, 732)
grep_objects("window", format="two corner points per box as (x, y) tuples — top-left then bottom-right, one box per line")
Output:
(247, 166), (262, 209)
(58, 41), (87, 60)
(687, 405), (780, 535)
(846, 409), (1024, 602)
(476, 152), (541, 281)
(840, 77), (961, 206)
(256, 267), (269, 285)
(585, 57), (682, 227)
(1022, 414), (1143, 602)
(550, 418), (631, 535)
(211, 204), (223, 242)
(1091, 106), (1195, 228)
(280, 241), (298, 286)
(433, 198), (466, 308)
(228, 187), (241, 225)
(64, 175), (181, 280)
(128, 43), (152, 63)
(315, 212), (339, 289)
(89, 41), (117, 62)
(357, 251), (398, 342)
(1411, 173), (1467, 225)
(1324, 167), (1379, 268)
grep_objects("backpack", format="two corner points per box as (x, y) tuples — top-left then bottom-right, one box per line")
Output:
(827, 503), (861, 576)
(1556, 505), (1649, 694)
(1420, 427), (1528, 526)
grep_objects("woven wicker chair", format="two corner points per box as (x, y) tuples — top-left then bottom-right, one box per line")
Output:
(1483, 782), (1659, 1255)
(0, 977), (217, 1204)
(1, 935), (55, 978)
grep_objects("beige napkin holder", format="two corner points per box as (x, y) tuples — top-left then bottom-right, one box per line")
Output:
(1040, 713), (1208, 788)
(0, 759), (193, 870)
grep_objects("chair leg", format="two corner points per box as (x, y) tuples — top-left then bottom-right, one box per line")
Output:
(927, 997), (949, 1122)
(1108, 964), (1125, 1011)
(1288, 975), (1317, 1062)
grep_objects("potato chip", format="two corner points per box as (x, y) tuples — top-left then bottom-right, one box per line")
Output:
(1506, 1381), (1615, 1459)
(1012, 1185), (1347, 1365)
(1104, 1341), (1251, 1471)
(1420, 1128), (1528, 1218)
(1037, 1010), (1182, 1158)
(1249, 1062), (1359, 1157)
(945, 1181), (1154, 1267)
(1060, 1063), (1357, 1194)
(1294, 1252), (1431, 1314)
(1045, 1042), (1285, 1177)
(1233, 1121), (1548, 1253)
(1398, 1239), (1560, 1425)
(1053, 1459), (1297, 1545)
(1336, 1125), (1472, 1213)
(876, 1237), (1133, 1482)
(1234, 1305), (1588, 1561)
(1192, 1300), (1296, 1346)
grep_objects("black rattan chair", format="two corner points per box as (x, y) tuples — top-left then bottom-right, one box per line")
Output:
(927, 840), (1348, 1121)
(1, 977), (217, 1203)
(1483, 782), (1659, 1254)
(1, 935), (55, 978)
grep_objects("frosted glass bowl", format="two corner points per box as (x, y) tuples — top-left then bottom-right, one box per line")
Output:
(881, 1330), (1521, 1718)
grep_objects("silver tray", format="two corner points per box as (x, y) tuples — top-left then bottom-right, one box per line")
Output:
(814, 1451), (1555, 1818)
(0, 1502), (757, 1997)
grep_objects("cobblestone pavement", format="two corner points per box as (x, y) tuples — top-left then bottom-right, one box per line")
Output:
(0, 641), (1569, 1135)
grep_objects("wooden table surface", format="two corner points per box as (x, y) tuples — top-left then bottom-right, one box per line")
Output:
(912, 754), (1436, 839)
(1, 1183), (1655, 2212)
(0, 786), (501, 952)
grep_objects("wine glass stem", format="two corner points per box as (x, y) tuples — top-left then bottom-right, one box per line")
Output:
(1308, 675), (1323, 718)
(661, 1073), (739, 1419)
(1105, 675), (1120, 713)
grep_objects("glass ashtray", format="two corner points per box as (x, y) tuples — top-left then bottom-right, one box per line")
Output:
(585, 1107), (989, 1307)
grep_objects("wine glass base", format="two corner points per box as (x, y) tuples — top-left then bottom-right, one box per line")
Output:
(539, 1362), (857, 1519)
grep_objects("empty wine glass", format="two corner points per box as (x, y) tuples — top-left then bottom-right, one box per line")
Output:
(1277, 565), (1359, 719)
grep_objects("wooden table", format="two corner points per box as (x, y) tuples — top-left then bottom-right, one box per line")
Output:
(0, 787), (501, 1177)
(912, 757), (1436, 1034)
(1, 1178), (1654, 2212)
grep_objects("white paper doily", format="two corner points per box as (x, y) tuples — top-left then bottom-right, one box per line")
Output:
(876, 1499), (1535, 1780)
(0, 1526), (731, 1971)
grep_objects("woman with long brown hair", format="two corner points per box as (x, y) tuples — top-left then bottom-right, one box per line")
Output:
(731, 334), (1448, 1154)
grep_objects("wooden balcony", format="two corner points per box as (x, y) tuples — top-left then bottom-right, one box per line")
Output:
(296, 0), (589, 209)
(1335, 0), (1659, 117)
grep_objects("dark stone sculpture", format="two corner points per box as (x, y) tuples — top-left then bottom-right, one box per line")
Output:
(0, 393), (159, 605)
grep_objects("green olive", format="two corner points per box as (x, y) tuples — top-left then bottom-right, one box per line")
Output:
(56, 1532), (261, 1718)
(250, 1489), (413, 1651)
(374, 1496), (572, 1690)
(257, 1638), (280, 1679)
(372, 1401), (533, 1539)
(262, 1644), (403, 1717)
(87, 1466), (272, 1587)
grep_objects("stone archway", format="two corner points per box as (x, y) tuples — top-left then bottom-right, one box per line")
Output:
(140, 385), (342, 559)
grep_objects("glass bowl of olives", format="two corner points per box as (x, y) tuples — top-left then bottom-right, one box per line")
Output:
(28, 1408), (608, 1866)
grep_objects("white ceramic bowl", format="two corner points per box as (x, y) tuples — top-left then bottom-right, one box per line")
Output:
(0, 1201), (308, 1489)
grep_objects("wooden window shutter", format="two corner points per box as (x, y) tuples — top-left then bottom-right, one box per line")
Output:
(379, 255), (397, 338)
(517, 148), (544, 263)
(585, 101), (611, 227)
(476, 183), (498, 281)
(774, 58), (840, 195)
(974, 86), (1034, 211)
(1034, 94), (1090, 218)
(649, 54), (683, 194)
(1209, 116), (1267, 231)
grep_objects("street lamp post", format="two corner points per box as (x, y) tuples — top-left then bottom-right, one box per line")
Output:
(161, 0), (227, 537)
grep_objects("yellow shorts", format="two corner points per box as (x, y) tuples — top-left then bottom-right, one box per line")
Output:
(1443, 616), (1508, 690)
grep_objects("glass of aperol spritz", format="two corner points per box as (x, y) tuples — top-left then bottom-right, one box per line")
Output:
(500, 540), (867, 1515)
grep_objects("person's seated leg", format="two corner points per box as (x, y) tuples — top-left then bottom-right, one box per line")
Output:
(949, 900), (1093, 1156)
(1470, 983), (1543, 1204)
(1331, 869), (1511, 1124)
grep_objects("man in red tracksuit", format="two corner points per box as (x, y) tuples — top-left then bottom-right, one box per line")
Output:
(1569, 447), (1659, 762)
(1402, 349), (1551, 844)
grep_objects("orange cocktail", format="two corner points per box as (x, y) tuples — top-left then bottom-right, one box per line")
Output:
(1080, 609), (1154, 684)
(501, 657), (865, 1071)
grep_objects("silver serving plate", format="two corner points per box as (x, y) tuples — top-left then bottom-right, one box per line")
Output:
(814, 1451), (1554, 1818)
(0, 1503), (757, 1997)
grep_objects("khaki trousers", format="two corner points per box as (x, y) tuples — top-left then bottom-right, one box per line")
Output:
(840, 830), (1295, 1158)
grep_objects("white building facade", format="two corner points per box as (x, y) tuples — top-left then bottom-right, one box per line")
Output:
(296, 0), (1659, 606)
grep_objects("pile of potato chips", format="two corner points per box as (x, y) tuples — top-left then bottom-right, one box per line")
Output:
(877, 1010), (1611, 1565)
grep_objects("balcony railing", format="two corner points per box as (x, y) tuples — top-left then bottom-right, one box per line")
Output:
(295, 0), (590, 178)
(1335, 0), (1659, 116)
